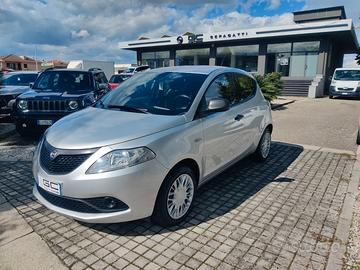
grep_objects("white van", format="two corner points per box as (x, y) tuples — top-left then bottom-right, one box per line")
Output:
(329, 68), (360, 98)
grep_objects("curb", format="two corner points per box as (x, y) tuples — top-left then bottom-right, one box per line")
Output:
(326, 145), (360, 270)
(271, 99), (295, 110)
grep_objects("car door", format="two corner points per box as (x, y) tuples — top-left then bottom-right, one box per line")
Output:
(201, 73), (246, 177)
(229, 72), (258, 155)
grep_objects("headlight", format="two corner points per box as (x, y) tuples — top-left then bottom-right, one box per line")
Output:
(87, 147), (156, 174)
(330, 80), (336, 86)
(18, 100), (28, 110)
(68, 100), (78, 110)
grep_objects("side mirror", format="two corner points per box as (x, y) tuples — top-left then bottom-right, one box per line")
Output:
(29, 82), (34, 88)
(207, 98), (229, 112)
(198, 98), (229, 118)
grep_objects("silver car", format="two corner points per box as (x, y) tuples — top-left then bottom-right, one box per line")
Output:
(33, 66), (272, 226)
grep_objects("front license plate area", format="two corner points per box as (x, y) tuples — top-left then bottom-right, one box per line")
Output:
(39, 179), (62, 195)
(37, 120), (53, 126)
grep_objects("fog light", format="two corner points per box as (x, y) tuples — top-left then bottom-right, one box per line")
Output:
(104, 197), (117, 209)
(22, 123), (27, 128)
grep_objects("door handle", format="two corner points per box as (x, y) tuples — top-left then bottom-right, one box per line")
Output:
(234, 114), (244, 121)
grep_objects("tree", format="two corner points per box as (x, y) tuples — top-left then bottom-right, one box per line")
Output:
(255, 72), (283, 102)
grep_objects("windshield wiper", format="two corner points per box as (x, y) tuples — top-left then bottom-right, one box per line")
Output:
(107, 104), (148, 114)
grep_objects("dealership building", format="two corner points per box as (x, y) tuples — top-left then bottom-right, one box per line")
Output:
(120, 6), (358, 97)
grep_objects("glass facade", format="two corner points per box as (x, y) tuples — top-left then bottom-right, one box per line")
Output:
(216, 45), (259, 72)
(176, 48), (210, 65)
(139, 41), (321, 78)
(141, 51), (170, 69)
(266, 41), (320, 77)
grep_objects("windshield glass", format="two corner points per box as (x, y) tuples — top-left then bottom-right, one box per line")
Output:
(33, 71), (92, 92)
(0, 73), (38, 86)
(97, 71), (207, 115)
(334, 70), (360, 81)
(109, 75), (125, 83)
(124, 68), (135, 73)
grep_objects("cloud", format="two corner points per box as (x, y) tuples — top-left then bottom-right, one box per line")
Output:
(71, 30), (90, 39)
(0, 0), (358, 64)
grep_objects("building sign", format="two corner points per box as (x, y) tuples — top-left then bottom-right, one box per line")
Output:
(210, 32), (249, 40)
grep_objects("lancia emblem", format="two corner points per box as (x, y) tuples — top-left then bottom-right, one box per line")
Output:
(50, 150), (59, 160)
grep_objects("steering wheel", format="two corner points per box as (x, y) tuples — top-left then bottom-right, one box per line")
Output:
(174, 94), (192, 110)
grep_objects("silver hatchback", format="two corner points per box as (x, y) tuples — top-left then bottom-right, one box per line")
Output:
(33, 66), (272, 226)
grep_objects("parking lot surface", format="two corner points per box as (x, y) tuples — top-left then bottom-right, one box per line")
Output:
(272, 97), (360, 152)
(0, 142), (354, 270)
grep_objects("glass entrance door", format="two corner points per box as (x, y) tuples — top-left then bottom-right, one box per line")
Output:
(290, 52), (318, 77)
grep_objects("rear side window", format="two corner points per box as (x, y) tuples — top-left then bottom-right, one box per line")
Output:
(204, 72), (256, 107)
(232, 73), (257, 103)
(95, 72), (108, 84)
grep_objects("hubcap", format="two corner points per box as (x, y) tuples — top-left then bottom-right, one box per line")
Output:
(261, 131), (271, 158)
(167, 174), (194, 219)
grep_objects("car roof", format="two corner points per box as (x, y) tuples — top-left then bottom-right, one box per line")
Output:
(42, 68), (103, 73)
(335, 67), (360, 71)
(149, 65), (237, 75)
(5, 71), (39, 75)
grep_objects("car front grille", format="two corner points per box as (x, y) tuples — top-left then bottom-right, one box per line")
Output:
(337, 87), (354, 91)
(40, 140), (95, 174)
(37, 185), (129, 213)
(27, 100), (67, 112)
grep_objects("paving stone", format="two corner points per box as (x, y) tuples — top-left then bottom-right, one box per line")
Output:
(0, 144), (355, 270)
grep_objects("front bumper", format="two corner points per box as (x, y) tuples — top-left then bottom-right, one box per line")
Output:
(15, 113), (67, 130)
(33, 145), (168, 223)
(330, 87), (360, 97)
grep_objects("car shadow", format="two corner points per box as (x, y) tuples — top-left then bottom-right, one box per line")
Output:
(81, 142), (304, 236)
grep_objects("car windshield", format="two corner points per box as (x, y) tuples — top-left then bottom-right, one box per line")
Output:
(33, 71), (92, 92)
(0, 73), (38, 86)
(124, 68), (135, 73)
(96, 71), (207, 115)
(109, 75), (125, 83)
(334, 70), (360, 81)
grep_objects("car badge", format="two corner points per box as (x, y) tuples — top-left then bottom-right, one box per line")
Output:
(50, 150), (59, 160)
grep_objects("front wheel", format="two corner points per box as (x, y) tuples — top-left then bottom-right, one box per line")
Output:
(152, 166), (196, 227)
(254, 128), (271, 161)
(357, 129), (360, 145)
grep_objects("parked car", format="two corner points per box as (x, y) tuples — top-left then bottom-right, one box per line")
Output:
(14, 68), (110, 136)
(32, 66), (272, 226)
(329, 68), (360, 98)
(121, 65), (150, 77)
(0, 71), (39, 117)
(108, 74), (127, 90)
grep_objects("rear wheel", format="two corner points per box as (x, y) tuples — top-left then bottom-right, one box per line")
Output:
(152, 166), (196, 227)
(254, 128), (271, 161)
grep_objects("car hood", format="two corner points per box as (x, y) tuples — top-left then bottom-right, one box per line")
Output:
(0, 85), (30, 96)
(18, 89), (91, 99)
(46, 107), (186, 149)
(333, 80), (359, 89)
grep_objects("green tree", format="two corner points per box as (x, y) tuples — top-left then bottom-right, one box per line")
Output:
(255, 72), (283, 102)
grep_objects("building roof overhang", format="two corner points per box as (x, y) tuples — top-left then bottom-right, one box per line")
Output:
(119, 19), (358, 53)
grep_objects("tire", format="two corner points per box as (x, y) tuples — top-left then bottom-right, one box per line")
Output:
(254, 128), (272, 161)
(329, 95), (334, 99)
(152, 166), (197, 227)
(357, 129), (360, 145)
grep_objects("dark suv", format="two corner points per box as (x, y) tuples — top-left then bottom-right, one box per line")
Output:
(14, 68), (109, 136)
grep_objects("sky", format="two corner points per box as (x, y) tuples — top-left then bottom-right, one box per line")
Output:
(0, 0), (359, 67)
